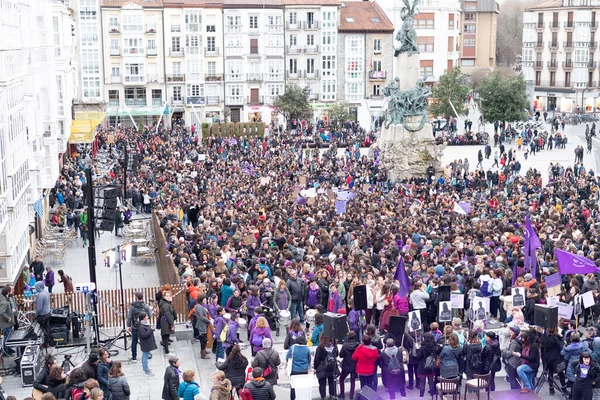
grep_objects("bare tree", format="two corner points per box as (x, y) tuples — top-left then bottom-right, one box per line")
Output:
(496, 0), (536, 67)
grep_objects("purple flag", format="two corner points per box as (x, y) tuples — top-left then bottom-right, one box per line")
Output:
(555, 249), (600, 274)
(458, 201), (471, 214)
(295, 196), (307, 205)
(394, 256), (410, 298)
(524, 214), (542, 280)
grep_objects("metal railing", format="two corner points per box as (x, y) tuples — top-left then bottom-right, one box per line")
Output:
(111, 75), (121, 84)
(247, 95), (264, 104)
(247, 73), (263, 82)
(225, 96), (244, 105)
(305, 45), (319, 54)
(565, 21), (575, 28)
(564, 41), (574, 48)
(166, 74), (185, 82)
(589, 61), (597, 69)
(206, 96), (220, 105)
(548, 41), (559, 49)
(123, 48), (144, 56)
(147, 48), (157, 56)
(534, 61), (543, 68)
(287, 46), (304, 54)
(204, 47), (220, 56)
(549, 21), (560, 28)
(563, 60), (573, 68)
(547, 61), (558, 68)
(169, 47), (184, 56)
(537, 22), (544, 28)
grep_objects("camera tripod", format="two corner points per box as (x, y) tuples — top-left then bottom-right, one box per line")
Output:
(534, 364), (569, 399)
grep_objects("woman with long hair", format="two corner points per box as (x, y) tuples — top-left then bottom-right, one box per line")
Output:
(217, 344), (248, 391)
(314, 335), (338, 400)
(108, 361), (130, 400)
(515, 330), (540, 394)
(463, 329), (483, 380)
(541, 327), (566, 395)
(374, 283), (390, 328)
(284, 318), (308, 349)
(439, 333), (462, 379)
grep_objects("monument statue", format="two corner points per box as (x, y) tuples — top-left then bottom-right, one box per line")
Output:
(372, 0), (444, 181)
(395, 0), (419, 56)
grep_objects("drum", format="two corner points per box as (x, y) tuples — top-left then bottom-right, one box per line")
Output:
(306, 309), (317, 324)
(279, 310), (291, 326)
(238, 318), (247, 328)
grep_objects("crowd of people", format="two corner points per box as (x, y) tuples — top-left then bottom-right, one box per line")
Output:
(12, 112), (600, 400)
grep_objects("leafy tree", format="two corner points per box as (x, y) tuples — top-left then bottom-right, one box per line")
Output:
(430, 67), (470, 120)
(329, 100), (354, 127)
(478, 71), (528, 122)
(272, 84), (312, 126)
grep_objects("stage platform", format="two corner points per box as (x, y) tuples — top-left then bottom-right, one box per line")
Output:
(455, 389), (544, 400)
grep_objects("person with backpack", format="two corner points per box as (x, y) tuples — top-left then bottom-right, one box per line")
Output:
(463, 330), (483, 381)
(314, 334), (339, 400)
(251, 338), (281, 386)
(416, 332), (438, 397)
(194, 294), (212, 359)
(481, 331), (501, 392)
(214, 307), (227, 360)
(378, 338), (406, 400)
(243, 367), (276, 400)
(127, 292), (152, 363)
(223, 313), (241, 357)
(250, 316), (273, 356)
(339, 331), (359, 400)
(439, 333), (462, 379)
(402, 330), (421, 391)
(177, 370), (200, 400)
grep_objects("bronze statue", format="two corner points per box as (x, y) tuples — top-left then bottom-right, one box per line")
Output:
(395, 0), (419, 56)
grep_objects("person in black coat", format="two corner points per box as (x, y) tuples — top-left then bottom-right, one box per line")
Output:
(417, 332), (439, 397)
(571, 352), (600, 400)
(338, 331), (359, 399)
(541, 327), (566, 395)
(161, 356), (181, 400)
(403, 330), (421, 390)
(314, 335), (338, 400)
(33, 354), (56, 393)
(481, 331), (501, 391)
(463, 330), (483, 380)
(80, 352), (100, 381)
(217, 344), (249, 390)
(378, 338), (406, 400)
(138, 312), (158, 375)
(243, 367), (276, 400)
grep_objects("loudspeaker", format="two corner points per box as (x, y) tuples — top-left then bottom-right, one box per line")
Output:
(353, 285), (368, 310)
(535, 304), (558, 329)
(101, 187), (117, 199)
(389, 315), (407, 335)
(355, 385), (383, 400)
(99, 219), (115, 231)
(101, 208), (117, 220)
(438, 285), (451, 302)
(323, 312), (349, 341)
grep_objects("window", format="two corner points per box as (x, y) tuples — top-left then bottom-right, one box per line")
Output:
(321, 79), (336, 101)
(289, 35), (297, 47)
(373, 84), (380, 96)
(419, 60), (433, 78)
(321, 10), (337, 28)
(173, 86), (182, 101)
(148, 39), (156, 55)
(448, 14), (455, 29)
(373, 39), (381, 54)
(267, 84), (282, 96)
(152, 89), (162, 105)
(81, 49), (100, 74)
(289, 58), (298, 74)
(171, 15), (181, 32)
(346, 59), (362, 80)
(207, 37), (216, 52)
(415, 13), (434, 29)
(123, 14), (142, 32)
(108, 90), (119, 106)
(207, 62), (216, 76)
(206, 25), (216, 32)
(345, 82), (362, 102)
(322, 31), (336, 51)
(307, 58), (315, 73)
(187, 84), (202, 97)
(289, 12), (297, 25)
(250, 15), (258, 29)
(322, 55), (336, 76)
(250, 38), (258, 54)
(123, 37), (143, 55)
(417, 36), (434, 52)
(109, 17), (118, 32)
(372, 60), (382, 71)
(124, 63), (145, 83)
(146, 16), (156, 32)
(185, 11), (201, 32)
(461, 59), (475, 67)
(307, 34), (315, 46)
(448, 37), (454, 52)
(575, 48), (589, 63)
(172, 37), (181, 51)
(226, 60), (243, 81)
(464, 13), (475, 21)
(83, 77), (100, 98)
(186, 35), (200, 49)
(186, 60), (201, 81)
(347, 37), (363, 54)
(110, 39), (120, 55)
(464, 24), (476, 33)
(111, 65), (120, 78)
(227, 15), (241, 32)
(173, 62), (182, 77)
(463, 37), (475, 46)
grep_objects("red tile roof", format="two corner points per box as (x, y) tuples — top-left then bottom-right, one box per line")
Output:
(282, 0), (340, 5)
(338, 1), (394, 32)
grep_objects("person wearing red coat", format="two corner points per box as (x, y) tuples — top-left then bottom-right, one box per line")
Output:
(352, 334), (380, 392)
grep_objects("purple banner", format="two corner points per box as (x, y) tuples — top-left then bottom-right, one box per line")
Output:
(335, 200), (346, 215)
(555, 249), (600, 275)
(394, 257), (410, 298)
(545, 273), (562, 288)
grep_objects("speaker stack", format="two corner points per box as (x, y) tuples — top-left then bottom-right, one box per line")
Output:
(93, 185), (121, 231)
(534, 304), (558, 329)
(353, 285), (368, 311)
(323, 312), (349, 341)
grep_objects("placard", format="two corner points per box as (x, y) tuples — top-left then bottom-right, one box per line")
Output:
(582, 291), (595, 309)
(547, 296), (559, 307)
(547, 285), (562, 297)
(107, 134), (115, 144)
(450, 293), (464, 309)
(242, 234), (257, 245)
(206, 196), (215, 205)
(439, 301), (452, 322)
(198, 154), (207, 161)
(557, 302), (574, 320)
(408, 310), (422, 332)
(299, 176), (307, 185)
(545, 273), (562, 288)
(574, 294), (583, 316)
(472, 296), (490, 321)
(512, 288), (526, 307)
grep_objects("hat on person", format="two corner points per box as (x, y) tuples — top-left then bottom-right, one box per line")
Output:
(510, 326), (520, 336)
(224, 313), (231, 320)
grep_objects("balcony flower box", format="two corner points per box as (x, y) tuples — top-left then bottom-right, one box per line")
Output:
(147, 28), (156, 33)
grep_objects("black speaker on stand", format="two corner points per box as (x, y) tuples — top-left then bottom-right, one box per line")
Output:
(323, 312), (349, 341)
(353, 285), (368, 311)
(355, 385), (383, 400)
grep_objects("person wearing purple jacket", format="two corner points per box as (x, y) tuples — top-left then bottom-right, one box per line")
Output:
(224, 314), (241, 357)
(214, 307), (226, 360)
(249, 316), (273, 356)
(248, 307), (264, 334)
(45, 267), (55, 294)
(207, 294), (219, 320)
(327, 284), (344, 313)
(348, 306), (366, 339)
(225, 290), (243, 314)
(245, 286), (262, 320)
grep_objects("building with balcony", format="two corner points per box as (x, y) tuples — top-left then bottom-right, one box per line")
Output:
(522, 0), (600, 113)
(337, 1), (394, 127)
(376, 0), (461, 85)
(101, 0), (166, 126)
(221, 0), (285, 124)
(459, 0), (499, 73)
(0, 0), (77, 286)
(164, 0), (224, 125)
(283, 0), (340, 114)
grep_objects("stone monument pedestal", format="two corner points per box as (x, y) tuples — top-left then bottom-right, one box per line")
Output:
(395, 52), (420, 91)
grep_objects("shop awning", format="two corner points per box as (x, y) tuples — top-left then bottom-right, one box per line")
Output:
(106, 105), (166, 117)
(69, 111), (106, 143)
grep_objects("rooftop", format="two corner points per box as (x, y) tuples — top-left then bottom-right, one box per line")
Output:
(282, 0), (340, 5)
(221, 0), (283, 6)
(338, 1), (394, 32)
(526, 0), (561, 9)
(102, 0), (164, 7)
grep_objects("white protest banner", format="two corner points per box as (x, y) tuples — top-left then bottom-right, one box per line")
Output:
(450, 293), (464, 309)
